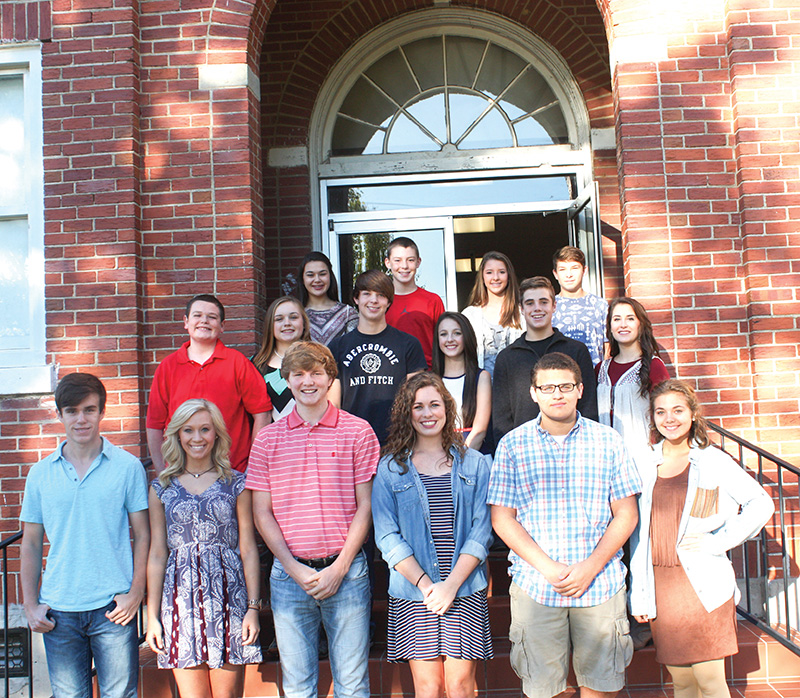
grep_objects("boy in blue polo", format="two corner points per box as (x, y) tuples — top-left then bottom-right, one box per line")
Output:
(20, 373), (149, 698)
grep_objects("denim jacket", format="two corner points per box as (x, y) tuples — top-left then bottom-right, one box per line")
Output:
(372, 447), (493, 600)
(629, 442), (774, 617)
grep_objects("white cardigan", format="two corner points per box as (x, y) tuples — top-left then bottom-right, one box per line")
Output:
(629, 441), (774, 618)
(597, 358), (651, 454)
(461, 304), (523, 370)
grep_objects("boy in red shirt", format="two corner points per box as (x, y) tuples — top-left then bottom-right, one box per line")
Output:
(146, 294), (271, 472)
(384, 236), (445, 367)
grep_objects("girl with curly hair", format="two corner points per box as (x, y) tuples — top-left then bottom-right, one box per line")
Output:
(372, 372), (493, 698)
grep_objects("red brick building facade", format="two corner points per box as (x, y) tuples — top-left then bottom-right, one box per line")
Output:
(1, 0), (799, 604)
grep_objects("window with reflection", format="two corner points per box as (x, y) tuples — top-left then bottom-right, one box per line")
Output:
(332, 35), (570, 156)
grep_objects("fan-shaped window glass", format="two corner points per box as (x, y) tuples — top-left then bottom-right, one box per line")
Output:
(331, 35), (570, 157)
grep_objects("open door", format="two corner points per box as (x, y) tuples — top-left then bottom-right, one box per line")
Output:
(328, 216), (457, 309)
(567, 181), (603, 296)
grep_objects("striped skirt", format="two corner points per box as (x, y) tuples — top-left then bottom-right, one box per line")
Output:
(386, 472), (493, 662)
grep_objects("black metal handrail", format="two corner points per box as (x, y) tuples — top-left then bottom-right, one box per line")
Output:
(708, 421), (800, 655)
(1, 530), (33, 698)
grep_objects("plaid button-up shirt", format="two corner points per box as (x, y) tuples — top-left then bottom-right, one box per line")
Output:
(488, 414), (641, 607)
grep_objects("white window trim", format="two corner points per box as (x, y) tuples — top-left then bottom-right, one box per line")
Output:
(307, 8), (594, 250)
(0, 43), (54, 395)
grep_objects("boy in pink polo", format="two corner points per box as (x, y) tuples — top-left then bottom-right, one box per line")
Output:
(247, 341), (379, 698)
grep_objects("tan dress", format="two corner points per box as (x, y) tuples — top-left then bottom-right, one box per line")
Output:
(649, 465), (738, 665)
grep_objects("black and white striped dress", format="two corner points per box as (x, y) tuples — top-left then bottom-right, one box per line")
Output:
(386, 472), (493, 662)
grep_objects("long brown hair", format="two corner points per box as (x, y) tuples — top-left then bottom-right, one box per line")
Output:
(466, 251), (521, 329)
(649, 379), (711, 448)
(431, 312), (480, 429)
(252, 296), (310, 372)
(607, 297), (660, 398)
(382, 372), (465, 473)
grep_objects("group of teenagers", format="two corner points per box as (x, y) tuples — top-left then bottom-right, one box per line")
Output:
(19, 239), (775, 698)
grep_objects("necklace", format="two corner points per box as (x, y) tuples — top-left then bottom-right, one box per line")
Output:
(186, 465), (215, 478)
(273, 350), (284, 361)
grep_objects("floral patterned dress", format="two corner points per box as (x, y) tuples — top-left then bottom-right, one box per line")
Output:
(152, 471), (262, 669)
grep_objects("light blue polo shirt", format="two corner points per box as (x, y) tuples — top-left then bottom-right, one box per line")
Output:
(20, 437), (149, 612)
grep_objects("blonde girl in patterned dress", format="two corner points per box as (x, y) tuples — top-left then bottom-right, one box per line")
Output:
(146, 399), (262, 698)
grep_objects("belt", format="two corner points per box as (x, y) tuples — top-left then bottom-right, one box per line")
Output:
(295, 554), (339, 569)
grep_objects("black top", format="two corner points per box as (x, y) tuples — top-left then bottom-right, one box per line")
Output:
(329, 325), (427, 445)
(491, 328), (598, 443)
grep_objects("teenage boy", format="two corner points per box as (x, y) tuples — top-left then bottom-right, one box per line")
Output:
(329, 269), (427, 445)
(492, 276), (598, 443)
(20, 373), (150, 698)
(489, 353), (640, 698)
(552, 246), (608, 366)
(146, 293), (271, 472)
(384, 236), (445, 367)
(248, 341), (380, 698)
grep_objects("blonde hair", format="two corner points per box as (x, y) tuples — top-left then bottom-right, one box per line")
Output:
(159, 399), (233, 487)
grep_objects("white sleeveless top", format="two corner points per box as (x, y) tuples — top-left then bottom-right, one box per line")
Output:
(442, 374), (466, 429)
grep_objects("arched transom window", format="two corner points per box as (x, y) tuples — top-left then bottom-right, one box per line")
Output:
(332, 35), (570, 157)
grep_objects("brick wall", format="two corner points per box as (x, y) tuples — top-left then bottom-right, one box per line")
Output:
(608, 0), (800, 460)
(1, 0), (799, 605)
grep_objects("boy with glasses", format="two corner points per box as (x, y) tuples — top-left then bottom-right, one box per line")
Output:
(488, 352), (641, 698)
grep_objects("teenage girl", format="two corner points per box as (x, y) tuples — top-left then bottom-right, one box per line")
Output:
(596, 297), (670, 454)
(630, 380), (774, 698)
(251, 296), (310, 422)
(460, 251), (523, 378)
(431, 312), (491, 452)
(297, 251), (358, 345)
(372, 372), (493, 698)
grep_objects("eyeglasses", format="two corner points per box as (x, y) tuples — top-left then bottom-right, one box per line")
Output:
(534, 383), (578, 394)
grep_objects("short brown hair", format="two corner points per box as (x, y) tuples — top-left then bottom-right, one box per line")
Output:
(530, 352), (581, 387)
(55, 372), (107, 413)
(519, 276), (556, 303)
(386, 236), (419, 258)
(353, 269), (394, 306)
(280, 341), (338, 381)
(552, 246), (586, 269)
(185, 294), (225, 322)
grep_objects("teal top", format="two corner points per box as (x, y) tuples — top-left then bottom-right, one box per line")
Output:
(20, 437), (149, 611)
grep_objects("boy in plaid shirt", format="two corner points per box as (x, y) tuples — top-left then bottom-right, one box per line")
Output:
(488, 352), (641, 698)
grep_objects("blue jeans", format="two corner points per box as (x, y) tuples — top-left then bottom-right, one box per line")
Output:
(271, 552), (370, 698)
(42, 602), (138, 698)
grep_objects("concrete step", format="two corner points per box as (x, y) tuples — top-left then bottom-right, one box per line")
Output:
(138, 615), (800, 697)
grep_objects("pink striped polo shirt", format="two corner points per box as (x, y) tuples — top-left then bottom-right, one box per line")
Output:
(246, 402), (379, 558)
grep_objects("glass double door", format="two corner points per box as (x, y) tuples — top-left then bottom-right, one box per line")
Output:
(323, 172), (602, 311)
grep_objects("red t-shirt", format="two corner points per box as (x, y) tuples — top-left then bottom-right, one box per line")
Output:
(385, 287), (445, 368)
(146, 340), (272, 472)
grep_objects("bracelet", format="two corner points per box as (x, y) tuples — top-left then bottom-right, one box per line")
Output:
(247, 605), (260, 611)
(415, 572), (426, 587)
(247, 598), (263, 611)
